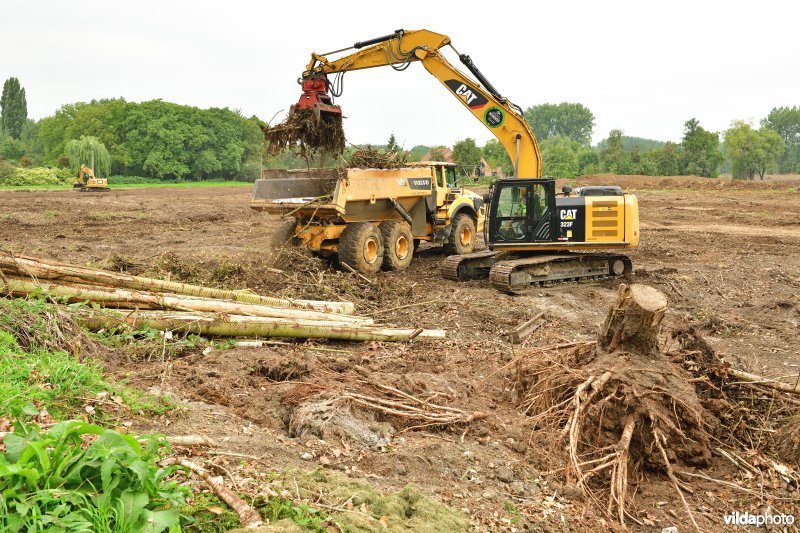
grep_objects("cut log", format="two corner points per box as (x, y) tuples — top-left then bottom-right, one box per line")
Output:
(598, 283), (667, 355)
(508, 311), (545, 343)
(0, 254), (353, 315)
(1, 277), (370, 325)
(77, 309), (445, 342)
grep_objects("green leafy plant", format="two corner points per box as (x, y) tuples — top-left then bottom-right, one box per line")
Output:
(260, 497), (332, 532)
(178, 493), (241, 533)
(0, 421), (189, 532)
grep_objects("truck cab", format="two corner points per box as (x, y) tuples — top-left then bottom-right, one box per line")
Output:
(405, 161), (485, 237)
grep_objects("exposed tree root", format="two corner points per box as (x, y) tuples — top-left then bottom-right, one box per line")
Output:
(508, 285), (800, 527)
(263, 108), (345, 158)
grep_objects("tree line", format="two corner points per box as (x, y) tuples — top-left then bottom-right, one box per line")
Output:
(442, 103), (797, 180)
(0, 78), (263, 181)
(1, 76), (798, 182)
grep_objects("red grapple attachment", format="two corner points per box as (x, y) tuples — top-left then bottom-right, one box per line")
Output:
(291, 74), (342, 123)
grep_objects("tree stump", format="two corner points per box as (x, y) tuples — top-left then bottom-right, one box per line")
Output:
(599, 284), (668, 355)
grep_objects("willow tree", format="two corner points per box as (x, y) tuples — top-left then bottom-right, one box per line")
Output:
(65, 135), (110, 176)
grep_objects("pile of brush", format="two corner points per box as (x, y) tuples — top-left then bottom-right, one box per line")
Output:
(263, 108), (346, 158)
(0, 254), (443, 342)
(347, 146), (406, 169)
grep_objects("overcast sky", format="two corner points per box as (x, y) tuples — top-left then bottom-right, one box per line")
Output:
(2, 0), (797, 147)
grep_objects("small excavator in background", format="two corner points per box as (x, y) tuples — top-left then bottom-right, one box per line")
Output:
(73, 164), (110, 192)
(271, 29), (639, 292)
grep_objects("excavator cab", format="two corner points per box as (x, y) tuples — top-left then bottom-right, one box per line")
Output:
(487, 179), (554, 247)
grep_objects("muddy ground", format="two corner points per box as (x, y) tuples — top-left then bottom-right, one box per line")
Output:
(1, 175), (798, 530)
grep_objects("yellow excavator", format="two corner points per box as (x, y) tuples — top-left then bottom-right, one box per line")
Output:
(283, 29), (639, 292)
(73, 164), (110, 192)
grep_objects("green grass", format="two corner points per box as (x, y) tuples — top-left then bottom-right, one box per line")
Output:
(0, 331), (108, 419)
(0, 298), (175, 421)
(117, 181), (252, 189)
(179, 493), (242, 533)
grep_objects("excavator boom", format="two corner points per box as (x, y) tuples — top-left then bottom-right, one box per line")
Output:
(295, 29), (541, 179)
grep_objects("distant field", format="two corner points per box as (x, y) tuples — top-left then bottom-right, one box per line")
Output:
(0, 181), (253, 191)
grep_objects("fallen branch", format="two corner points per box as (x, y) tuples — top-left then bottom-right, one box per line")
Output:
(508, 311), (545, 343)
(153, 435), (220, 447)
(340, 262), (374, 284)
(174, 458), (263, 528)
(725, 367), (800, 395)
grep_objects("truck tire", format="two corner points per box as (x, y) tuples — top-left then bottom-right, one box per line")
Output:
(270, 219), (298, 250)
(339, 222), (384, 275)
(268, 218), (299, 264)
(445, 213), (476, 255)
(380, 220), (414, 271)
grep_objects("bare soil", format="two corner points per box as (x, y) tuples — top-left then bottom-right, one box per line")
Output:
(1, 175), (798, 531)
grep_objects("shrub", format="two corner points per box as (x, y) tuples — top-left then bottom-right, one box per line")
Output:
(0, 158), (15, 179)
(0, 167), (73, 186)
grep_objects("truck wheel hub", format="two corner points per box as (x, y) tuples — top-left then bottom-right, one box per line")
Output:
(364, 238), (379, 263)
(460, 226), (472, 246)
(395, 236), (409, 260)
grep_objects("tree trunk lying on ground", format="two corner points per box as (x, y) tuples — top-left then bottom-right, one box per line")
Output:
(0, 254), (353, 315)
(0, 253), (444, 342)
(77, 309), (445, 342)
(2, 277), (370, 325)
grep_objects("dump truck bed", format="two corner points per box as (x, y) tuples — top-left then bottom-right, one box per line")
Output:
(250, 167), (434, 222)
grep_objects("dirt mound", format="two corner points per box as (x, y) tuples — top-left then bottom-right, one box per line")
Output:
(269, 469), (468, 532)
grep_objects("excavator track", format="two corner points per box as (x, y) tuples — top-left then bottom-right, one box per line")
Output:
(440, 250), (502, 281)
(442, 251), (632, 293)
(489, 252), (632, 293)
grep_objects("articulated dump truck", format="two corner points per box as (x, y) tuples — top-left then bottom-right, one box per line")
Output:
(250, 162), (484, 274)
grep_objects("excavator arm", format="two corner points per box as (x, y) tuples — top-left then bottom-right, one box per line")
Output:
(297, 29), (541, 178)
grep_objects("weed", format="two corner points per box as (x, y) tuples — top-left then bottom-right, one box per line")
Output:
(503, 501), (521, 525)
(119, 387), (176, 417)
(260, 497), (332, 531)
(0, 420), (189, 532)
(179, 493), (241, 532)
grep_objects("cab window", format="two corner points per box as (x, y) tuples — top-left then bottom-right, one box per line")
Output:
(445, 167), (457, 188)
(495, 185), (528, 241)
(434, 166), (443, 187)
(532, 183), (548, 220)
